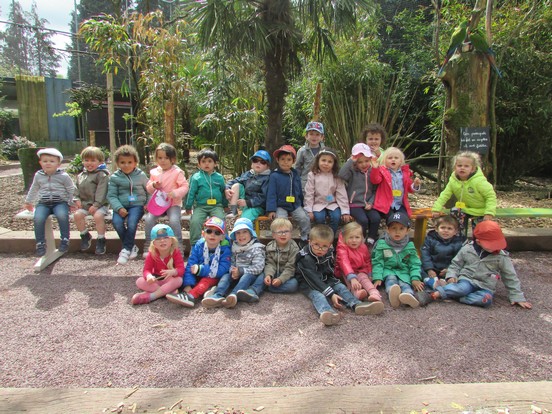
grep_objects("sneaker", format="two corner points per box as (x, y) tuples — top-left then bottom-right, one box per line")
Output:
(166, 292), (195, 308)
(399, 292), (420, 308)
(222, 293), (238, 308)
(129, 245), (139, 260)
(131, 292), (151, 305)
(59, 238), (70, 253)
(355, 289), (368, 301)
(142, 242), (150, 259)
(368, 292), (382, 302)
(117, 248), (131, 265)
(202, 296), (224, 308)
(95, 237), (106, 255)
(388, 284), (401, 308)
(36, 242), (46, 257)
(236, 289), (259, 303)
(354, 301), (384, 315)
(416, 291), (433, 307)
(225, 212), (236, 219)
(204, 286), (217, 298)
(320, 311), (341, 326)
(80, 232), (92, 251)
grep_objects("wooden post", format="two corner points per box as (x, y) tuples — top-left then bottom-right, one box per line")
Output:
(89, 130), (96, 147)
(107, 72), (116, 171)
(164, 101), (175, 145)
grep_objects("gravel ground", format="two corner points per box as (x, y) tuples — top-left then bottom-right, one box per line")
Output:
(1, 251), (551, 388)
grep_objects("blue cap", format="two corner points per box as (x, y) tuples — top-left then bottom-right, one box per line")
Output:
(306, 121), (324, 134)
(230, 218), (257, 240)
(151, 224), (175, 240)
(250, 150), (271, 163)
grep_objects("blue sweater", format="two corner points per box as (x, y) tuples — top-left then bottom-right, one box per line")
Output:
(266, 168), (304, 213)
(182, 237), (232, 287)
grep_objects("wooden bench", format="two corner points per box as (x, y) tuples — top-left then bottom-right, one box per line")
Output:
(15, 209), (192, 273)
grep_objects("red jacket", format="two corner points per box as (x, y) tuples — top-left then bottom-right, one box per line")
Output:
(370, 164), (415, 216)
(142, 248), (185, 279)
(335, 233), (372, 279)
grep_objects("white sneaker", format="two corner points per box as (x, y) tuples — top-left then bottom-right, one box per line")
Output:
(129, 245), (139, 260)
(142, 252), (149, 259)
(117, 248), (131, 265)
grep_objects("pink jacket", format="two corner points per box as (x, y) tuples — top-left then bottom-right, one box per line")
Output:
(304, 172), (350, 214)
(370, 164), (415, 216)
(335, 233), (372, 279)
(146, 165), (189, 207)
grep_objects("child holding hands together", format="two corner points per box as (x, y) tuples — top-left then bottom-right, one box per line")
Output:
(264, 218), (300, 293)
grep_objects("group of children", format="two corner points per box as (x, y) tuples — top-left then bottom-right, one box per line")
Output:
(24, 122), (532, 326)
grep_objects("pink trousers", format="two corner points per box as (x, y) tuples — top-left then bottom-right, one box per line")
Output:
(136, 276), (183, 297)
(345, 272), (382, 301)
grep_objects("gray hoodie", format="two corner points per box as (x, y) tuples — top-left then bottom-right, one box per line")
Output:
(25, 169), (76, 205)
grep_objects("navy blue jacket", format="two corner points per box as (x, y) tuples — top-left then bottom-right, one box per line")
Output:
(266, 168), (304, 213)
(421, 230), (465, 274)
(225, 169), (270, 209)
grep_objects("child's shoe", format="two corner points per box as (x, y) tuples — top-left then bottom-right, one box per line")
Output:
(367, 291), (383, 302)
(117, 248), (131, 265)
(129, 245), (140, 260)
(222, 294), (238, 308)
(355, 289), (368, 301)
(142, 242), (150, 259)
(202, 296), (224, 308)
(416, 291), (434, 307)
(95, 237), (106, 255)
(80, 232), (92, 251)
(388, 284), (401, 308)
(59, 238), (70, 253)
(236, 289), (259, 303)
(354, 301), (384, 315)
(35, 242), (46, 257)
(204, 286), (217, 298)
(166, 292), (195, 308)
(399, 292), (420, 308)
(320, 311), (341, 326)
(131, 292), (151, 305)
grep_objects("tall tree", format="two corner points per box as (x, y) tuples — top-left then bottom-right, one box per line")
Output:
(185, 0), (374, 155)
(28, 3), (60, 77)
(2, 1), (31, 74)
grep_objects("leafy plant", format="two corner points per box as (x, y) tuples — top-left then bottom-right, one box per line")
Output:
(1, 136), (37, 160)
(66, 147), (111, 175)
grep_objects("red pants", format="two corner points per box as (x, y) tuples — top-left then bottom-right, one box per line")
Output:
(189, 277), (218, 299)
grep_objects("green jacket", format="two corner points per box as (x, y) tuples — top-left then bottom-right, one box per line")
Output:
(185, 170), (228, 210)
(432, 168), (496, 217)
(371, 238), (422, 284)
(107, 168), (148, 212)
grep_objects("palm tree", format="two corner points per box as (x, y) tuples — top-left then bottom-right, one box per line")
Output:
(185, 0), (373, 155)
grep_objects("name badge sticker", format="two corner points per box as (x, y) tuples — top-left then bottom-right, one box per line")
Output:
(326, 195), (334, 202)
(128, 195), (136, 202)
(455, 201), (466, 209)
(286, 196), (296, 203)
(207, 199), (217, 205)
(392, 189), (402, 197)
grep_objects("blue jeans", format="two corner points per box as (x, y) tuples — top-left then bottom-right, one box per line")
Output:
(313, 208), (341, 234)
(34, 202), (70, 244)
(212, 272), (265, 298)
(112, 205), (144, 251)
(436, 279), (494, 308)
(384, 274), (414, 295)
(267, 276), (299, 293)
(304, 282), (360, 315)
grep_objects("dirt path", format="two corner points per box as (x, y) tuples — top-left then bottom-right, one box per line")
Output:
(1, 251), (551, 389)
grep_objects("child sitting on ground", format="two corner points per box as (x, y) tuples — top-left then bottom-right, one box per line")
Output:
(144, 143), (189, 256)
(432, 151), (497, 235)
(202, 218), (266, 308)
(420, 215), (465, 292)
(372, 212), (424, 309)
(166, 217), (231, 308)
(185, 149), (227, 247)
(131, 224), (185, 305)
(107, 145), (148, 265)
(264, 218), (300, 293)
(225, 149), (271, 221)
(266, 144), (311, 244)
(24, 148), (76, 256)
(295, 121), (325, 190)
(370, 146), (421, 220)
(335, 222), (384, 314)
(338, 143), (380, 246)
(296, 224), (382, 326)
(303, 148), (351, 234)
(424, 221), (532, 309)
(73, 146), (110, 255)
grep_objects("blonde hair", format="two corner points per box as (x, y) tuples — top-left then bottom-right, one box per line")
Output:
(80, 146), (104, 162)
(453, 151), (481, 169)
(148, 236), (179, 268)
(341, 222), (363, 242)
(309, 224), (334, 243)
(270, 218), (293, 232)
(382, 147), (405, 166)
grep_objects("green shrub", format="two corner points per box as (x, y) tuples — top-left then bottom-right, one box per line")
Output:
(1, 136), (37, 160)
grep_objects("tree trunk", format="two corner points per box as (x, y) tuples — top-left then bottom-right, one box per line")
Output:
(18, 147), (44, 192)
(164, 101), (175, 146)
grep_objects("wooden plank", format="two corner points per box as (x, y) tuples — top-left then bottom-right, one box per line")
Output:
(495, 207), (552, 217)
(1, 382), (551, 413)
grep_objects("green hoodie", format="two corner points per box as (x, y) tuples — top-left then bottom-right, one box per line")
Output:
(371, 238), (422, 284)
(432, 168), (496, 217)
